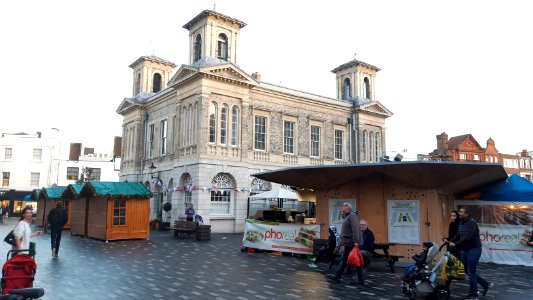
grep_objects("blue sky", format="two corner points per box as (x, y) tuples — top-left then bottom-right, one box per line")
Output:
(1, 0), (532, 155)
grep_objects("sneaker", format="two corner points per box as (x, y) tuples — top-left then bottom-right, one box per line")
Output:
(52, 248), (56, 258)
(326, 274), (341, 284)
(482, 283), (494, 296)
(308, 263), (318, 268)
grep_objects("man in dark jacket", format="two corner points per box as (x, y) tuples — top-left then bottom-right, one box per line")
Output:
(355, 219), (375, 283)
(447, 207), (492, 299)
(48, 201), (68, 258)
(327, 202), (362, 284)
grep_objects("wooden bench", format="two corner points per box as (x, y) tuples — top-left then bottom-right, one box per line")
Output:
(170, 220), (197, 238)
(326, 243), (404, 273)
(372, 243), (404, 273)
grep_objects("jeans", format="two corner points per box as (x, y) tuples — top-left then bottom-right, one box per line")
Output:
(334, 245), (353, 279)
(50, 228), (64, 255)
(460, 247), (489, 296)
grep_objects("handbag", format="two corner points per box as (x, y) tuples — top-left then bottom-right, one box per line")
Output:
(4, 230), (16, 247)
(347, 245), (364, 267)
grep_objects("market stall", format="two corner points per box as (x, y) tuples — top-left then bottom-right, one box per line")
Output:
(456, 174), (533, 266)
(63, 184), (85, 236)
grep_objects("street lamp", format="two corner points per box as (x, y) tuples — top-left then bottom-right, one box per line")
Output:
(149, 162), (158, 179)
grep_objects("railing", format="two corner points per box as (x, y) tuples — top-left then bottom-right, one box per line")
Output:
(253, 151), (270, 162)
(283, 155), (298, 164)
(310, 158), (324, 166)
(206, 145), (240, 158)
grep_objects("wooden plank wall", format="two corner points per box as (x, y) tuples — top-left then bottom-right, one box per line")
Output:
(106, 198), (150, 241)
(70, 197), (87, 236)
(87, 197), (108, 241)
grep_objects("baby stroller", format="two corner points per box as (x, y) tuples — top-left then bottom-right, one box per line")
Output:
(401, 242), (465, 300)
(1, 250), (37, 295)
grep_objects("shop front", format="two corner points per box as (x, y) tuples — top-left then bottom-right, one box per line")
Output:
(0, 189), (37, 218)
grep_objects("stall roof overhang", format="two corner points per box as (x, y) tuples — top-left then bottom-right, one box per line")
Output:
(252, 161), (508, 194)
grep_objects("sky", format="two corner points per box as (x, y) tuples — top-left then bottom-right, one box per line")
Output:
(1, 0), (532, 155)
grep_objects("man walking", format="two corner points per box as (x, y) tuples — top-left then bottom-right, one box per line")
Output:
(327, 202), (362, 284)
(447, 207), (492, 299)
(48, 201), (68, 258)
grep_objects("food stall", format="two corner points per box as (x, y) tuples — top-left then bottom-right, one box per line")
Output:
(244, 187), (320, 254)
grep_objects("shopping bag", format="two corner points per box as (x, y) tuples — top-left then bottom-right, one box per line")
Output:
(4, 230), (16, 247)
(445, 254), (465, 280)
(347, 245), (364, 267)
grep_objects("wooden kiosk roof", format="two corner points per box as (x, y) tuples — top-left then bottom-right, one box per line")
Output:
(253, 161), (508, 193)
(40, 187), (67, 200)
(79, 181), (152, 199)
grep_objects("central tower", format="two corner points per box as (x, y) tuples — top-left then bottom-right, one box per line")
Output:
(183, 10), (247, 66)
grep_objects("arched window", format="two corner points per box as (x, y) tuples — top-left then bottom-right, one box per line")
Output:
(209, 102), (218, 143)
(217, 34), (228, 61)
(193, 102), (198, 145)
(153, 73), (162, 93)
(182, 107), (188, 146)
(375, 132), (381, 162)
(194, 34), (202, 62)
(369, 132), (374, 162)
(362, 130), (368, 162)
(135, 73), (141, 94)
(342, 78), (351, 100)
(210, 173), (235, 215)
(220, 104), (228, 144)
(364, 77), (371, 99)
(180, 173), (193, 211)
(231, 106), (239, 146)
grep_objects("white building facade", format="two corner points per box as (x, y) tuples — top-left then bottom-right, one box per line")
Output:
(116, 10), (393, 233)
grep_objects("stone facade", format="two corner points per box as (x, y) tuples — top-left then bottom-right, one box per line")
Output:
(116, 10), (393, 233)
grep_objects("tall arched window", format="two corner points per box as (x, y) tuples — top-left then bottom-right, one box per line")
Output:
(369, 132), (374, 162)
(342, 78), (351, 100)
(217, 34), (228, 60)
(194, 34), (202, 62)
(362, 130), (368, 162)
(209, 102), (218, 143)
(364, 77), (371, 99)
(188, 105), (193, 145)
(192, 102), (198, 145)
(182, 107), (188, 146)
(153, 73), (162, 93)
(220, 104), (228, 144)
(135, 73), (141, 94)
(231, 106), (239, 146)
(375, 132), (381, 162)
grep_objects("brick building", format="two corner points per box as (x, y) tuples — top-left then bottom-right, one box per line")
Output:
(427, 132), (533, 180)
(116, 10), (392, 232)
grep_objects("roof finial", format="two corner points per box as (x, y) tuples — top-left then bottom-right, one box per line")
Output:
(354, 52), (357, 61)
(213, 2), (216, 11)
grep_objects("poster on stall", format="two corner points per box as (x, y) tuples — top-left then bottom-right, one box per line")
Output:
(329, 199), (356, 235)
(387, 200), (420, 244)
(478, 223), (533, 267)
(242, 219), (321, 254)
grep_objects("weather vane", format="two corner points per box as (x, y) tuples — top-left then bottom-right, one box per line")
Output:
(213, 2), (216, 11)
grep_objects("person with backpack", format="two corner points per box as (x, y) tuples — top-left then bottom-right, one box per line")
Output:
(308, 225), (340, 268)
(47, 201), (68, 258)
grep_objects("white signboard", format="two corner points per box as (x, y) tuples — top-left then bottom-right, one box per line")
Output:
(387, 200), (420, 244)
(242, 219), (321, 254)
(329, 199), (356, 235)
(478, 224), (533, 267)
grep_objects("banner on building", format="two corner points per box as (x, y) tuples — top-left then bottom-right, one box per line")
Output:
(242, 219), (321, 254)
(479, 224), (533, 267)
(387, 200), (420, 244)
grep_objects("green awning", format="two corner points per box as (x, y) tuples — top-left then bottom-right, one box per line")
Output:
(40, 187), (67, 200)
(62, 184), (84, 199)
(80, 181), (152, 199)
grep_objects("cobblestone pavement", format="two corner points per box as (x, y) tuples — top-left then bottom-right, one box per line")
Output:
(0, 218), (531, 300)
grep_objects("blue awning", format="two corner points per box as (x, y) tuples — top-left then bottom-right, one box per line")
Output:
(23, 194), (31, 201)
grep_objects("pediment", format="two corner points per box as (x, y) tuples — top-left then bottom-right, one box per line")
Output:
(168, 65), (199, 87)
(358, 101), (393, 118)
(116, 98), (143, 115)
(200, 63), (257, 86)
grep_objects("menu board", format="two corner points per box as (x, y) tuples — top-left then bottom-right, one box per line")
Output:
(387, 200), (420, 244)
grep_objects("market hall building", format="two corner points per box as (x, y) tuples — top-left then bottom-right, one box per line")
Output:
(252, 161), (508, 260)
(116, 9), (392, 233)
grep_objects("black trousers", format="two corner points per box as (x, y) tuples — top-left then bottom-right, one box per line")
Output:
(50, 228), (63, 255)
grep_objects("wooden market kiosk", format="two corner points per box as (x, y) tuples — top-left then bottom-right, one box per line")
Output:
(72, 181), (152, 241)
(35, 187), (77, 230)
(252, 161), (508, 261)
